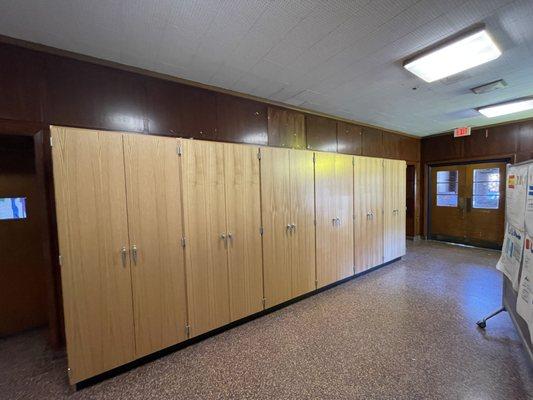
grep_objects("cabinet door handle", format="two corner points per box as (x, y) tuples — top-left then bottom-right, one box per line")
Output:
(336, 217), (340, 225)
(332, 218), (337, 226)
(228, 232), (233, 240)
(121, 246), (127, 267)
(220, 233), (226, 240)
(131, 244), (138, 265)
(290, 223), (296, 232)
(286, 224), (292, 233)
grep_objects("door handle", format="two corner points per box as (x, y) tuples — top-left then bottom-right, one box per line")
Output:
(286, 224), (292, 233)
(131, 244), (138, 265)
(121, 246), (127, 267)
(336, 217), (340, 226)
(331, 218), (337, 226)
(290, 224), (296, 232)
(227, 232), (233, 241)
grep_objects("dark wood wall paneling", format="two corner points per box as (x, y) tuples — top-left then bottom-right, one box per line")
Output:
(267, 107), (306, 149)
(0, 41), (419, 159)
(305, 115), (338, 152)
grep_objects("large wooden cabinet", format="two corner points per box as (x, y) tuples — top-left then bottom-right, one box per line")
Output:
(181, 139), (263, 336)
(52, 126), (407, 385)
(383, 159), (406, 263)
(52, 127), (188, 383)
(261, 147), (316, 307)
(123, 134), (188, 358)
(315, 153), (354, 288)
(354, 156), (384, 272)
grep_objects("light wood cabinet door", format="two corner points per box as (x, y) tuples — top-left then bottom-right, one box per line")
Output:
(261, 146), (292, 307)
(335, 154), (354, 281)
(354, 157), (383, 272)
(384, 159), (406, 262)
(289, 149), (316, 297)
(223, 143), (264, 321)
(51, 127), (135, 384)
(181, 139), (230, 337)
(123, 134), (188, 357)
(315, 152), (338, 288)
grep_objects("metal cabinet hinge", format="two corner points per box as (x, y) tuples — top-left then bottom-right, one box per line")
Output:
(352, 157), (355, 166)
(353, 266), (356, 274)
(257, 151), (261, 160)
(185, 324), (190, 338)
(315, 279), (318, 288)
(181, 237), (186, 247)
(259, 226), (264, 236)
(177, 145), (182, 156)
(50, 136), (53, 147)
(262, 298), (266, 308)
(58, 255), (62, 266)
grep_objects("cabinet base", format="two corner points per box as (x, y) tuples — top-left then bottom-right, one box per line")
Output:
(75, 256), (402, 390)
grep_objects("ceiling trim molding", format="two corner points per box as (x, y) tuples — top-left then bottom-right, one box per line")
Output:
(0, 33), (419, 139)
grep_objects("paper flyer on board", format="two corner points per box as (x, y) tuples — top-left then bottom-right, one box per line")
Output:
(517, 235), (533, 343)
(505, 164), (528, 230)
(525, 164), (533, 236)
(497, 223), (525, 290)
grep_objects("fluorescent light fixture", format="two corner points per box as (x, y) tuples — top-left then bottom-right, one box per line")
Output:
(404, 29), (501, 82)
(478, 98), (533, 117)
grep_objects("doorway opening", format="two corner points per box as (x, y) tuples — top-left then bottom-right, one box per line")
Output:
(428, 160), (507, 249)
(0, 135), (48, 337)
(406, 164), (416, 238)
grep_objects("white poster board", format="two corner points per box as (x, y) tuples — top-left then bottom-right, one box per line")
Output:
(497, 223), (525, 290)
(505, 164), (528, 230)
(517, 235), (533, 343)
(524, 164), (533, 235)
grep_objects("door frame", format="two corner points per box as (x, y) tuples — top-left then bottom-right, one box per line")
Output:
(427, 156), (512, 249)
(0, 119), (62, 348)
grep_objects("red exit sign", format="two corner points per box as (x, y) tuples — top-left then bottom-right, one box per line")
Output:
(454, 126), (471, 137)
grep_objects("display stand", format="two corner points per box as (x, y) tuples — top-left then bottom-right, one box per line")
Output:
(477, 161), (533, 363)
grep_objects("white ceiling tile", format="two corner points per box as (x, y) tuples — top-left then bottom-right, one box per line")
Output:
(1, 0), (533, 135)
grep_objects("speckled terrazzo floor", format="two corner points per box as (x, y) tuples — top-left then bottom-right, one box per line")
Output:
(1, 240), (532, 400)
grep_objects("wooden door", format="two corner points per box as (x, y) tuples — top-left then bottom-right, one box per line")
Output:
(430, 162), (505, 248)
(383, 159), (406, 263)
(223, 143), (263, 321)
(334, 154), (354, 280)
(181, 139), (230, 337)
(51, 127), (134, 384)
(260, 146), (292, 307)
(123, 134), (188, 357)
(463, 162), (505, 247)
(430, 165), (466, 242)
(289, 149), (316, 297)
(354, 157), (383, 272)
(315, 152), (339, 287)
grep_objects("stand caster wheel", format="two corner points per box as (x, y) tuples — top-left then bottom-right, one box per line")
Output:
(476, 321), (486, 329)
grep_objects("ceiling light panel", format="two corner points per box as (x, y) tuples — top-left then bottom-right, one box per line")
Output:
(404, 29), (501, 83)
(478, 98), (533, 117)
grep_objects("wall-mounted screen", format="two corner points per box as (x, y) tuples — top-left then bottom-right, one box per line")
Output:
(0, 197), (27, 220)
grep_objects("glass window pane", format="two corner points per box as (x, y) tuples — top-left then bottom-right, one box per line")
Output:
(437, 181), (458, 195)
(473, 181), (499, 196)
(473, 195), (499, 209)
(473, 167), (501, 209)
(473, 167), (499, 182)
(437, 194), (458, 207)
(437, 170), (458, 183)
